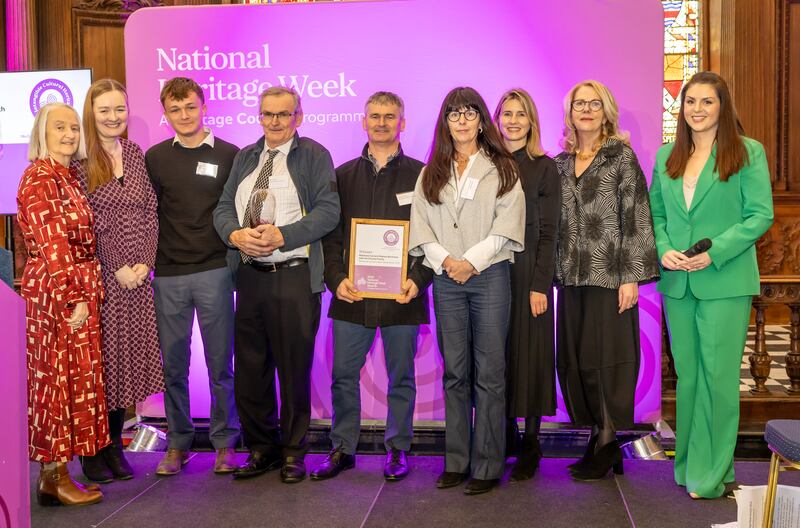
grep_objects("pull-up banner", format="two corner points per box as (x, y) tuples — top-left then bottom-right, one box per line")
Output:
(125, 0), (664, 423)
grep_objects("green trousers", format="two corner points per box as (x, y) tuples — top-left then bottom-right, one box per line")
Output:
(663, 289), (751, 498)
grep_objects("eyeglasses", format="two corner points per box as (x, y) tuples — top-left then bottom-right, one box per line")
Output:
(259, 111), (297, 122)
(446, 109), (480, 122)
(571, 99), (603, 112)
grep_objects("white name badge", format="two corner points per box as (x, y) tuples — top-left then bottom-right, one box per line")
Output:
(196, 162), (218, 178)
(269, 176), (290, 189)
(396, 191), (414, 206)
(460, 177), (479, 200)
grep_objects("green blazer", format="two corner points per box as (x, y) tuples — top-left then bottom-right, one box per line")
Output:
(649, 137), (774, 300)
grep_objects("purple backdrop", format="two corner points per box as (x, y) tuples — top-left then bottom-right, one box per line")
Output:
(126, 0), (664, 423)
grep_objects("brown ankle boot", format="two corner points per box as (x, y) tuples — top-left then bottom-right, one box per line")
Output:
(37, 463), (104, 506)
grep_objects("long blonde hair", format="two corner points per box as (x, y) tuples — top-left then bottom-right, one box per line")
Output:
(560, 79), (629, 153)
(493, 88), (545, 159)
(83, 78), (128, 193)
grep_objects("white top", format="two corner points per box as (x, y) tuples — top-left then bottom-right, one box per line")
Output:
(173, 127), (215, 149)
(234, 139), (307, 263)
(683, 179), (697, 210)
(422, 152), (507, 274)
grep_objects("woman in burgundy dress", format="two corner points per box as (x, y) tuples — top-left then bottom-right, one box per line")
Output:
(75, 79), (164, 481)
(18, 103), (107, 506)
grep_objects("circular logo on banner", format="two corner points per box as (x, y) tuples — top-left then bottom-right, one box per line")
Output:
(383, 229), (400, 246)
(29, 78), (74, 115)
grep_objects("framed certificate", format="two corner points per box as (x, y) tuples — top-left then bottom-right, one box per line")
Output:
(348, 218), (409, 299)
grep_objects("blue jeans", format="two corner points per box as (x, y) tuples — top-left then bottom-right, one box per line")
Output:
(152, 267), (240, 450)
(433, 261), (510, 480)
(330, 320), (418, 454)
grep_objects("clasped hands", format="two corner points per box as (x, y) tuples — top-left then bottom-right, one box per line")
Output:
(230, 224), (285, 257)
(443, 256), (477, 285)
(660, 250), (712, 273)
(115, 263), (150, 290)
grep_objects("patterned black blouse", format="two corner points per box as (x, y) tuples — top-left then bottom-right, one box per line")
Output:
(554, 138), (659, 289)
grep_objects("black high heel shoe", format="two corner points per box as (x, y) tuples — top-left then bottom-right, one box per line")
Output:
(510, 435), (542, 482)
(567, 433), (597, 472)
(80, 453), (114, 483)
(570, 440), (623, 481)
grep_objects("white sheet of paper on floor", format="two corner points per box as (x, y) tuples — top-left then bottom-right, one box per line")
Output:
(715, 484), (800, 528)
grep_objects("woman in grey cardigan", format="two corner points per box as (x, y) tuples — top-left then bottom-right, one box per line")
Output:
(409, 87), (524, 496)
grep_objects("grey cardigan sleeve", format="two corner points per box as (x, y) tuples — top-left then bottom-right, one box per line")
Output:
(489, 178), (525, 252)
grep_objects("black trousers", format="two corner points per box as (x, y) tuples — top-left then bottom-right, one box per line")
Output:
(556, 285), (640, 431)
(234, 262), (321, 457)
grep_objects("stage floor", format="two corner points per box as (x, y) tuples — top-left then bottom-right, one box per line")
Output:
(29, 453), (800, 528)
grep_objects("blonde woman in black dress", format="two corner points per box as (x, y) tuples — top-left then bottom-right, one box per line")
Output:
(494, 89), (559, 481)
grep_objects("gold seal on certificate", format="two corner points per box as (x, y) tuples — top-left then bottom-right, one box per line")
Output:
(348, 218), (409, 299)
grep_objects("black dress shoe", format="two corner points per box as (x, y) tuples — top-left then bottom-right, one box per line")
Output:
(310, 448), (355, 480)
(80, 453), (114, 483)
(570, 440), (623, 481)
(280, 456), (306, 484)
(509, 436), (542, 482)
(232, 451), (282, 480)
(464, 478), (499, 495)
(384, 449), (409, 481)
(102, 444), (134, 480)
(435, 471), (469, 489)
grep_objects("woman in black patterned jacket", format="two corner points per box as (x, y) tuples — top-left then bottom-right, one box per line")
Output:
(554, 80), (659, 481)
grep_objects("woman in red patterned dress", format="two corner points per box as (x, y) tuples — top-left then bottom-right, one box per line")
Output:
(18, 103), (108, 506)
(74, 79), (164, 482)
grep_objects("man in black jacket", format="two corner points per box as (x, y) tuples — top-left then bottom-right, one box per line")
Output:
(311, 91), (432, 482)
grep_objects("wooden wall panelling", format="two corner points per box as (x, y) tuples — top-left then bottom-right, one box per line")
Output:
(36, 0), (74, 70)
(786, 1), (800, 193)
(756, 202), (800, 323)
(718, 0), (779, 181)
(704, 0), (722, 72)
(72, 8), (126, 84)
(757, 204), (800, 276)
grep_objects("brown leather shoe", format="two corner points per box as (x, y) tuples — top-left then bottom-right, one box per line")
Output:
(37, 463), (103, 506)
(156, 448), (189, 476)
(214, 448), (237, 474)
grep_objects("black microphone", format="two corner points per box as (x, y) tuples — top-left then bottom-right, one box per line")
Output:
(683, 238), (712, 258)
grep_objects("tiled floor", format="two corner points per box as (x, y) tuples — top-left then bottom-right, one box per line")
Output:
(740, 324), (793, 393)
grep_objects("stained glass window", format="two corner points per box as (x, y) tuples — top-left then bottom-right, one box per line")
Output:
(663, 1), (701, 143)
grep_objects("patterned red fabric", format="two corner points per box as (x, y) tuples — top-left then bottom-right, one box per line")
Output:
(17, 158), (110, 463)
(75, 138), (164, 410)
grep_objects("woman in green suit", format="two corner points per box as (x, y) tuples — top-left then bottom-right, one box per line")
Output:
(650, 71), (773, 499)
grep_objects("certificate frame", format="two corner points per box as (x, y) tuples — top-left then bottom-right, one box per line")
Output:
(348, 218), (410, 299)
